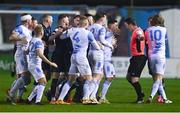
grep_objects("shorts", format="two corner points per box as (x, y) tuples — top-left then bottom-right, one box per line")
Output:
(69, 54), (92, 76)
(14, 53), (28, 74)
(104, 61), (115, 78)
(28, 64), (45, 82)
(127, 55), (147, 77)
(51, 51), (71, 73)
(88, 50), (104, 74)
(149, 56), (166, 75)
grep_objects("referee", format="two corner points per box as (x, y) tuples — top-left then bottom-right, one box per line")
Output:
(124, 17), (147, 104)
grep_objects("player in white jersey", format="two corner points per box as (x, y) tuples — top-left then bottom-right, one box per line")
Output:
(88, 13), (113, 103)
(145, 14), (172, 104)
(99, 19), (118, 104)
(54, 16), (101, 105)
(7, 14), (32, 105)
(27, 24), (57, 104)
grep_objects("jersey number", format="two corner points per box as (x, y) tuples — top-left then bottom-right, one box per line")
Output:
(73, 32), (80, 43)
(149, 30), (162, 41)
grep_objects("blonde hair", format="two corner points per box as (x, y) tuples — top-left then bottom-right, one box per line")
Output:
(34, 24), (43, 36)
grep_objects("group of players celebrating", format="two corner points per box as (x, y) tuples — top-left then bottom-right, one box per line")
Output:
(6, 12), (172, 105)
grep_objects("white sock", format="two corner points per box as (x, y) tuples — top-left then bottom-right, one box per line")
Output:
(158, 80), (167, 100)
(58, 81), (70, 100)
(10, 76), (25, 97)
(150, 80), (160, 99)
(90, 80), (100, 99)
(28, 86), (38, 101)
(101, 80), (111, 99)
(83, 80), (91, 99)
(35, 84), (45, 103)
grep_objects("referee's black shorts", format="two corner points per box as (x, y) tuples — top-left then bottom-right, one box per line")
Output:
(127, 55), (147, 77)
(51, 52), (71, 73)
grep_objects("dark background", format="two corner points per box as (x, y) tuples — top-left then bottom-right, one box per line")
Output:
(0, 0), (179, 6)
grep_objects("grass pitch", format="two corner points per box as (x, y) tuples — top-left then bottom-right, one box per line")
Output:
(0, 70), (180, 112)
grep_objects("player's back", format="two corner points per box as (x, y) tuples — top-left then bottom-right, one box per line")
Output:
(69, 28), (91, 56)
(28, 38), (44, 65)
(145, 26), (167, 58)
(88, 23), (106, 50)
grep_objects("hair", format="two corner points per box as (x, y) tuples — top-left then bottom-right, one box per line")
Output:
(73, 15), (81, 20)
(32, 17), (37, 21)
(124, 17), (136, 26)
(108, 19), (118, 25)
(151, 14), (165, 27)
(94, 13), (106, 21)
(84, 13), (93, 17)
(79, 15), (88, 26)
(34, 24), (43, 36)
(58, 14), (68, 21)
(41, 14), (52, 22)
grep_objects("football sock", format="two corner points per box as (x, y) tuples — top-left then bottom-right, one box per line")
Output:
(101, 80), (111, 99)
(35, 84), (45, 103)
(58, 81), (71, 100)
(150, 80), (160, 99)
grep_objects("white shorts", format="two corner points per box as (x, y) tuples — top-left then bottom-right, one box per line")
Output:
(149, 57), (166, 75)
(14, 53), (28, 74)
(69, 54), (92, 76)
(104, 61), (115, 78)
(88, 50), (104, 74)
(28, 64), (45, 82)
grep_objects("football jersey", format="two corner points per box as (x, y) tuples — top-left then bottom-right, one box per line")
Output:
(28, 38), (44, 65)
(13, 25), (32, 54)
(145, 26), (167, 58)
(66, 27), (99, 56)
(88, 23), (111, 50)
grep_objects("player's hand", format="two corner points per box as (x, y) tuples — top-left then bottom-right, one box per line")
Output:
(50, 62), (58, 68)
(112, 37), (117, 49)
(55, 27), (63, 35)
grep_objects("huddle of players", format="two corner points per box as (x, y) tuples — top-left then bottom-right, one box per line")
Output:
(7, 13), (119, 105)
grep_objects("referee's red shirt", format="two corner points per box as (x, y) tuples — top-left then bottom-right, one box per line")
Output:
(130, 27), (145, 56)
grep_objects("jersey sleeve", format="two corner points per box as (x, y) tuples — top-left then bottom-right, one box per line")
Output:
(88, 32), (100, 50)
(99, 27), (113, 48)
(35, 41), (44, 49)
(13, 26), (25, 39)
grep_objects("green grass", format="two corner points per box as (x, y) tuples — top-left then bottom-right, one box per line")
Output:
(0, 70), (180, 112)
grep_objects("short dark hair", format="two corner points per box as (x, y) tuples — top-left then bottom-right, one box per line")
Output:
(58, 14), (68, 21)
(84, 13), (93, 17)
(73, 15), (80, 20)
(94, 13), (106, 21)
(124, 17), (136, 26)
(108, 19), (118, 25)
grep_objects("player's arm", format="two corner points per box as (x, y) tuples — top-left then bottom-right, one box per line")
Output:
(35, 41), (57, 68)
(9, 27), (28, 44)
(136, 30), (144, 52)
(99, 28), (113, 49)
(88, 32), (101, 50)
(37, 48), (57, 68)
